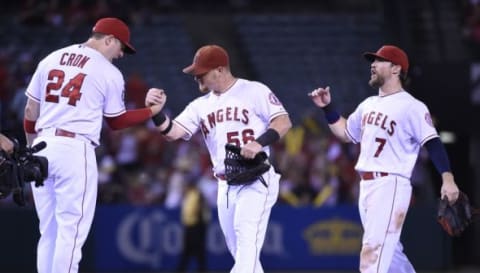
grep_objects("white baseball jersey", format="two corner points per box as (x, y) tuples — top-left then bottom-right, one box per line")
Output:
(26, 44), (127, 145)
(174, 78), (288, 175)
(25, 44), (128, 273)
(345, 91), (438, 178)
(174, 78), (287, 273)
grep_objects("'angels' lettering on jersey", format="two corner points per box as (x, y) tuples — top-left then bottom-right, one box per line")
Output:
(362, 111), (396, 136)
(200, 107), (249, 136)
(59, 53), (90, 68)
(346, 91), (439, 178)
(174, 78), (288, 175)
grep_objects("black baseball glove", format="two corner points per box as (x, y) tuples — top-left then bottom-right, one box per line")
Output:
(224, 144), (270, 186)
(437, 191), (478, 236)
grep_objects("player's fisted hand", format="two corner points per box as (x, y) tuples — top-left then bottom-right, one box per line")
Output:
(0, 135), (14, 154)
(241, 141), (263, 159)
(441, 176), (460, 204)
(308, 86), (331, 108)
(145, 88), (166, 107)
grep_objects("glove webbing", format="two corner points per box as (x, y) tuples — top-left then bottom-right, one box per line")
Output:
(224, 144), (270, 187)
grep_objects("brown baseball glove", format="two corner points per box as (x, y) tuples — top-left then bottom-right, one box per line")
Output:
(437, 191), (478, 236)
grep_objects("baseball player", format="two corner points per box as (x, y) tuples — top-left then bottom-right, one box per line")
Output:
(309, 45), (460, 273)
(23, 17), (165, 273)
(146, 44), (292, 273)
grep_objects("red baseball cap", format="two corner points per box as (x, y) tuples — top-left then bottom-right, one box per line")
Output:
(363, 45), (409, 74)
(183, 45), (229, 75)
(92, 17), (136, 54)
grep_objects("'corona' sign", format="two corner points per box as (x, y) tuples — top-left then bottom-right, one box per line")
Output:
(303, 218), (362, 255)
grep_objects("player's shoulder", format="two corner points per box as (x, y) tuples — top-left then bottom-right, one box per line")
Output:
(236, 78), (272, 94)
(388, 90), (431, 116)
(398, 90), (428, 106)
(40, 44), (76, 62)
(240, 78), (270, 89)
(359, 95), (378, 106)
(187, 92), (211, 107)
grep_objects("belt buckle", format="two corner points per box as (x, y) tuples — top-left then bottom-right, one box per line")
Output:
(374, 172), (387, 178)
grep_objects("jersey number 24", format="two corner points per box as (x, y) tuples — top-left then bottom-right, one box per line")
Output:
(45, 69), (86, 106)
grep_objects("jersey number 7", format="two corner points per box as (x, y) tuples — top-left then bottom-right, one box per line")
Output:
(374, 137), (386, 157)
(45, 69), (86, 106)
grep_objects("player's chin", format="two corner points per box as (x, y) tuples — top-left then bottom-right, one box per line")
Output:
(369, 78), (383, 89)
(198, 85), (209, 93)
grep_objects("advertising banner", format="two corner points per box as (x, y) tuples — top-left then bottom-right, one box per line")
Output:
(94, 205), (362, 271)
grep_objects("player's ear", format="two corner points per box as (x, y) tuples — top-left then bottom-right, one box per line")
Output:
(104, 35), (115, 46)
(391, 64), (401, 75)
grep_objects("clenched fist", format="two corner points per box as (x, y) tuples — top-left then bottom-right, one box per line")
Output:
(145, 88), (167, 108)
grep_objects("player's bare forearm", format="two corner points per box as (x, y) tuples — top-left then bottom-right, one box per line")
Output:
(328, 117), (351, 143)
(242, 114), (292, 158)
(24, 98), (40, 122)
(269, 114), (292, 139)
(159, 121), (188, 141)
(25, 133), (37, 147)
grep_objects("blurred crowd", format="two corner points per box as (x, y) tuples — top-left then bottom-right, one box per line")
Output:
(1, 39), (371, 208)
(462, 0), (480, 59)
(0, 0), (438, 209)
(1, 84), (437, 209)
(93, 113), (364, 208)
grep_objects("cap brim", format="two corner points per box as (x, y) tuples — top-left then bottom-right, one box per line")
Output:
(363, 52), (380, 62)
(123, 42), (136, 54)
(363, 52), (393, 64)
(182, 64), (210, 75)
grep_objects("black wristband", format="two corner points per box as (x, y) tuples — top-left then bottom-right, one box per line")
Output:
(322, 104), (340, 124)
(256, 128), (280, 147)
(152, 111), (167, 126)
(160, 119), (173, 135)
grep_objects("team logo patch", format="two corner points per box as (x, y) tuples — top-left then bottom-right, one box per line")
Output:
(425, 113), (433, 127)
(269, 93), (282, 105)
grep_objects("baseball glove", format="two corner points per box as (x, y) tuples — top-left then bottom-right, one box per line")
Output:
(437, 191), (478, 236)
(224, 144), (270, 186)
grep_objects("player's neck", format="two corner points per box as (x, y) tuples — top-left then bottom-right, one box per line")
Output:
(379, 81), (403, 96)
(84, 39), (111, 62)
(224, 77), (237, 91)
(214, 76), (237, 95)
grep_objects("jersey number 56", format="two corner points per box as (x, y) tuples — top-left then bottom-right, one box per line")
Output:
(227, 129), (255, 146)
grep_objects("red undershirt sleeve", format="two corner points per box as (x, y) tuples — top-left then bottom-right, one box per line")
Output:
(105, 108), (152, 130)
